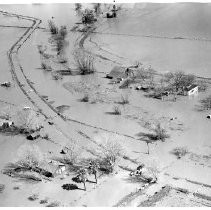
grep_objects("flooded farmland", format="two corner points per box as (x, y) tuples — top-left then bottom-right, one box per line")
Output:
(0, 2), (211, 207)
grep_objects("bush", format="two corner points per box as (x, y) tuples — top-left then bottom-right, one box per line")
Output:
(73, 49), (95, 75)
(28, 194), (39, 201)
(82, 9), (96, 24)
(80, 94), (89, 102)
(48, 20), (58, 34)
(16, 144), (44, 170)
(113, 106), (121, 115)
(52, 73), (63, 80)
(171, 147), (188, 159)
(40, 198), (49, 204)
(41, 62), (52, 71)
(152, 123), (169, 142)
(118, 95), (129, 105)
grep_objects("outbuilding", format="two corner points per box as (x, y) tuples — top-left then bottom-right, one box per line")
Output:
(184, 84), (198, 96)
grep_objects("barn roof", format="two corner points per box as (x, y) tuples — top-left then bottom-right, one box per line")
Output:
(107, 66), (126, 79)
(185, 84), (198, 91)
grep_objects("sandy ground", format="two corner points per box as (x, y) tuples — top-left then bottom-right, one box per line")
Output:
(0, 3), (211, 207)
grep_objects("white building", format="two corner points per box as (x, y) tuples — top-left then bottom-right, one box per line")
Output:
(184, 84), (199, 96)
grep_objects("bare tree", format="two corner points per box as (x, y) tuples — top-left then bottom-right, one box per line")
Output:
(75, 3), (82, 11)
(17, 144), (44, 170)
(12, 109), (41, 132)
(96, 133), (124, 173)
(164, 71), (195, 93)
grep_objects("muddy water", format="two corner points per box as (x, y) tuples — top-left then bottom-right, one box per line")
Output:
(0, 4), (79, 28)
(1, 3), (211, 166)
(92, 3), (211, 77)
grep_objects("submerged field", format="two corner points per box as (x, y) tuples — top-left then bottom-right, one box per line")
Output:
(0, 3), (211, 207)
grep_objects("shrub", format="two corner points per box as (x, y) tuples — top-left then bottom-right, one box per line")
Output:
(52, 73), (63, 80)
(113, 106), (121, 115)
(16, 144), (44, 170)
(80, 94), (89, 102)
(28, 194), (39, 201)
(41, 62), (52, 71)
(171, 147), (188, 159)
(73, 49), (95, 75)
(152, 123), (169, 142)
(40, 198), (48, 204)
(118, 95), (129, 105)
(37, 45), (46, 55)
(48, 20), (58, 34)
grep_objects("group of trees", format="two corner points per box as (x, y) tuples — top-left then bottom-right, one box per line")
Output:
(162, 71), (195, 93)
(75, 3), (101, 24)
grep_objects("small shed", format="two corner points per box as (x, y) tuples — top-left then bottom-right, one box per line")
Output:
(184, 84), (198, 96)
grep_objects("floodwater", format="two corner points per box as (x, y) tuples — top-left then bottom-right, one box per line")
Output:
(1, 3), (211, 165)
(1, 4), (211, 207)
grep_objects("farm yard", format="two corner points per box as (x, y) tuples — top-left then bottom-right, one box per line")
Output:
(0, 2), (211, 207)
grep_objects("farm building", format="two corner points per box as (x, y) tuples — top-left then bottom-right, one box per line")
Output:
(106, 66), (127, 79)
(184, 84), (198, 96)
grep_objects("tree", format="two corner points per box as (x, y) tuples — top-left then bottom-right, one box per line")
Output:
(75, 3), (82, 11)
(88, 160), (99, 183)
(77, 168), (88, 191)
(17, 144), (43, 170)
(164, 71), (195, 93)
(95, 133), (124, 173)
(82, 9), (96, 24)
(12, 109), (41, 132)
